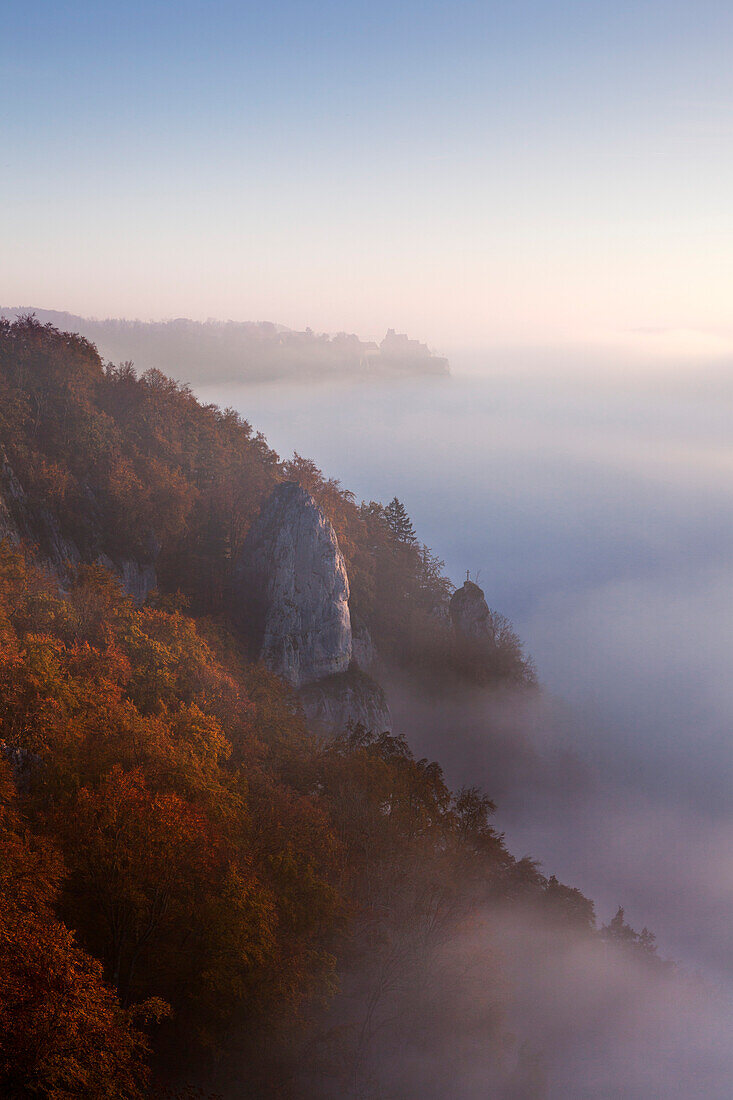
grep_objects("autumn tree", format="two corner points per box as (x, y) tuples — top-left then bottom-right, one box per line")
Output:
(0, 759), (153, 1098)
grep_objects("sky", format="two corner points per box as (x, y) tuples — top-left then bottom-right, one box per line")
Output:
(3, 0), (733, 353)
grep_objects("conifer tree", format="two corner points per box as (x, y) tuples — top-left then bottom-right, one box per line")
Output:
(384, 497), (417, 545)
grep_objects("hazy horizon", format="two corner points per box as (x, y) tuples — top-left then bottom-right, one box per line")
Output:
(8, 302), (733, 381)
(5, 2), (733, 354)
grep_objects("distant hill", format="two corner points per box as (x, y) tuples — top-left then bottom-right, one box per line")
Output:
(0, 307), (450, 384)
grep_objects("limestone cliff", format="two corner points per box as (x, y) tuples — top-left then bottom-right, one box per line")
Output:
(351, 616), (377, 673)
(235, 481), (392, 732)
(299, 669), (392, 736)
(234, 482), (352, 688)
(96, 551), (159, 605)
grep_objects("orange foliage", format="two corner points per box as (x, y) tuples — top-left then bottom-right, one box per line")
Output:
(0, 760), (152, 1098)
(0, 547), (342, 1085)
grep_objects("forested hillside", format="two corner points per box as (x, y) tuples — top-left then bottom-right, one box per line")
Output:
(0, 318), (663, 1098)
(0, 316), (529, 689)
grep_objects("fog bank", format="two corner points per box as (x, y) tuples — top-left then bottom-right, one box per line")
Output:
(198, 361), (733, 1093)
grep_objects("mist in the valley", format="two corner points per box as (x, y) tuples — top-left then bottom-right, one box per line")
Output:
(197, 354), (733, 1097)
(312, 894), (732, 1099)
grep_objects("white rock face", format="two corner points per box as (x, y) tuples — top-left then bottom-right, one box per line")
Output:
(235, 482), (352, 688)
(120, 559), (158, 604)
(351, 616), (377, 672)
(449, 580), (494, 643)
(299, 670), (392, 735)
(97, 554), (158, 605)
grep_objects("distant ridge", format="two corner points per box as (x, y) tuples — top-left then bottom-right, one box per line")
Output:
(0, 307), (450, 384)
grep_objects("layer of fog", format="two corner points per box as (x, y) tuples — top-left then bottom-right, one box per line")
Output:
(322, 903), (733, 1099)
(196, 360), (733, 1095)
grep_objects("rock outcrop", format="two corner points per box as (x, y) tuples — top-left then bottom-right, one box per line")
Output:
(235, 482), (352, 688)
(449, 580), (494, 643)
(449, 577), (532, 685)
(351, 616), (377, 673)
(96, 553), (159, 605)
(299, 670), (392, 735)
(119, 558), (159, 604)
(234, 482), (392, 733)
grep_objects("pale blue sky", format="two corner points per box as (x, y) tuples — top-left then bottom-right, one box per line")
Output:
(3, 0), (733, 351)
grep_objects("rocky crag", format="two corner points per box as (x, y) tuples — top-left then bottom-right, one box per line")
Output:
(235, 482), (392, 733)
(448, 577), (533, 686)
(449, 579), (494, 643)
(299, 670), (392, 738)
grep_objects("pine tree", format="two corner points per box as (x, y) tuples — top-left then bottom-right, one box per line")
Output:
(384, 497), (417, 545)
